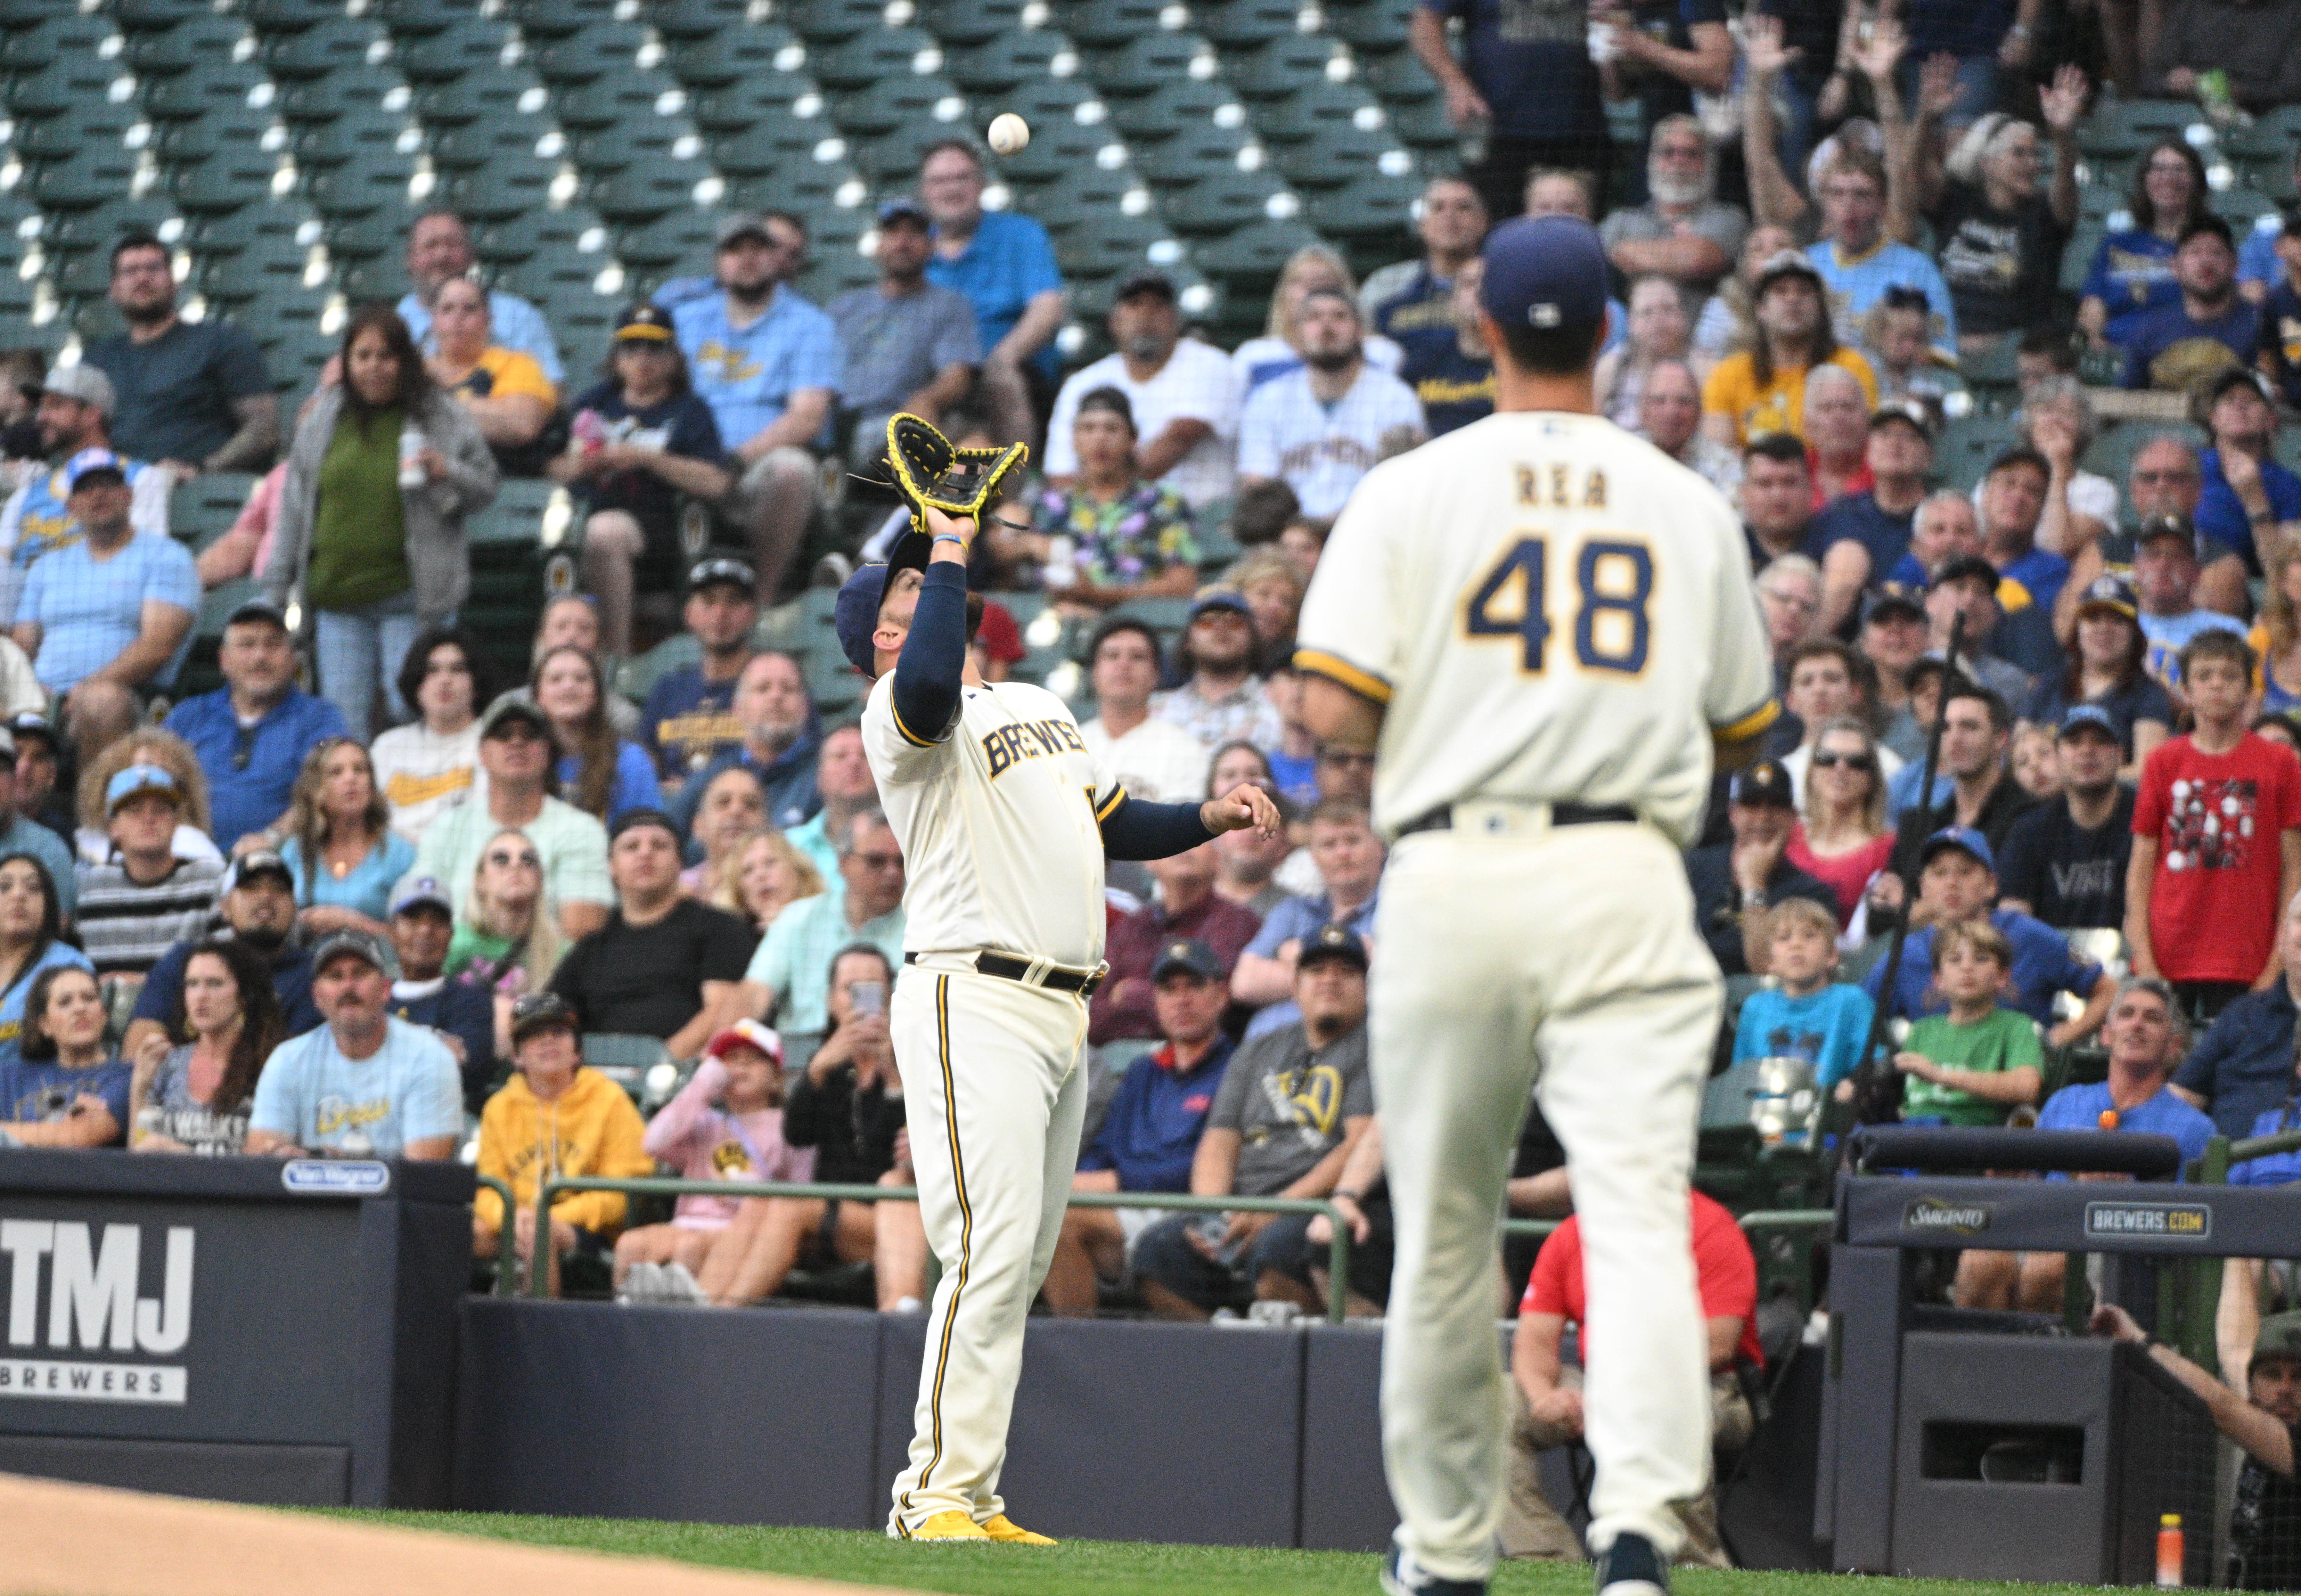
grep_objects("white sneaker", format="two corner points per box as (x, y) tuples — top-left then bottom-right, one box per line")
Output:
(660, 1262), (710, 1305)
(889, 1295), (923, 1314)
(623, 1261), (666, 1304)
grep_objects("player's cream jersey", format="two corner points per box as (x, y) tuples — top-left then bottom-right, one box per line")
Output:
(1294, 410), (1777, 850)
(861, 674), (1122, 970)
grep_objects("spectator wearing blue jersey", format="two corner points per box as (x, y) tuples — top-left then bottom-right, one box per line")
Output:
(672, 212), (841, 602)
(2197, 367), (2301, 576)
(2239, 150), (2301, 304)
(1044, 937), (1238, 1316)
(918, 140), (1067, 451)
(12, 449), (197, 764)
(2256, 206), (2301, 409)
(2079, 141), (2211, 350)
(1961, 977), (2211, 1312)
(397, 210), (564, 386)
(640, 557), (758, 782)
(0, 364), (172, 628)
(2121, 215), (2261, 393)
(532, 645), (660, 827)
(1799, 143), (1958, 368)
(1815, 399), (1932, 634)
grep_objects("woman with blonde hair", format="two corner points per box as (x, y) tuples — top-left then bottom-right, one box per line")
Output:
(2250, 541), (2301, 718)
(448, 827), (568, 1058)
(680, 765), (767, 903)
(1231, 245), (1404, 396)
(730, 828), (824, 930)
(74, 728), (214, 866)
(278, 738), (414, 936)
(1786, 716), (1895, 934)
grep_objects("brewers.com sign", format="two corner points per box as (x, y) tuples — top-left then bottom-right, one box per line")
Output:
(0, 1220), (193, 1404)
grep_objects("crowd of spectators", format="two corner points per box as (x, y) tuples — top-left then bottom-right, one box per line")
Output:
(5, 0), (2301, 1561)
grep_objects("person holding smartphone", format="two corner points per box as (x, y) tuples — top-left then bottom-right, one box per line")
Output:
(692, 943), (929, 1312)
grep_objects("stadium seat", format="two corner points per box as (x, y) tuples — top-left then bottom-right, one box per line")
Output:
(1193, 214), (1322, 284)
(1303, 171), (1423, 241)
(123, 15), (258, 79)
(1131, 117), (1255, 189)
(992, 106), (1124, 186)
(814, 27), (942, 91)
(1195, 0), (1309, 48)
(141, 63), (270, 122)
(241, 0), (347, 30)
(169, 472), (260, 553)
(1325, 0), (1416, 54)
(21, 147), (142, 212)
(506, 0), (623, 39)
(260, 17), (391, 81)
(398, 21), (515, 85)
(111, 0), (214, 31)
(2077, 98), (2204, 160)
(831, 73), (966, 139)
(1161, 167), (1291, 236)
(1275, 123), (1412, 191)
(946, 29), (1079, 95)
(4, 59), (133, 121)
(530, 24), (653, 87)
(652, 0), (751, 42)
(178, 154), (296, 217)
(585, 158), (711, 225)
(709, 103), (837, 176)
(153, 108), (293, 171)
(781, 0), (893, 45)
(666, 24), (806, 90)
(0, 13), (119, 75)
(1094, 31), (1218, 97)
(289, 107), (423, 171)
(1108, 79), (1244, 142)
(1230, 35), (1350, 100)
(919, 0), (1033, 48)
(440, 160), (557, 224)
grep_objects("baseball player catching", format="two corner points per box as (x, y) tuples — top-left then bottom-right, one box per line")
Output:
(833, 485), (1281, 1544)
(1295, 216), (1779, 1596)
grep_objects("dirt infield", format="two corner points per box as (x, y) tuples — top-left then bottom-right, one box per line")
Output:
(0, 1472), (899, 1596)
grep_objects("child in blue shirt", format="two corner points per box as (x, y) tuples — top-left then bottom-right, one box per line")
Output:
(1733, 897), (1876, 1091)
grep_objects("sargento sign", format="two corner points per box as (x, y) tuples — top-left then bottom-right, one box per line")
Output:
(2084, 1202), (2212, 1240)
(1903, 1198), (1992, 1236)
(0, 1219), (193, 1404)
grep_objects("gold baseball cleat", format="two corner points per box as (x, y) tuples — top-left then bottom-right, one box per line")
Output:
(908, 1511), (992, 1541)
(981, 1514), (1057, 1545)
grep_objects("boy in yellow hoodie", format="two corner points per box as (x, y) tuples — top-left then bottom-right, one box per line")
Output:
(473, 991), (653, 1293)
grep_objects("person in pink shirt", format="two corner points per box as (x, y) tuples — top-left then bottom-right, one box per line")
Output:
(612, 1017), (814, 1303)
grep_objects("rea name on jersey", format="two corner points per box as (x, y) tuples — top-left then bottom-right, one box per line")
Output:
(862, 674), (1122, 970)
(1294, 411), (1777, 849)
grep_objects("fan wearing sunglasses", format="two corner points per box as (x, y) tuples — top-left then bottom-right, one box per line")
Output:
(1786, 718), (1896, 932)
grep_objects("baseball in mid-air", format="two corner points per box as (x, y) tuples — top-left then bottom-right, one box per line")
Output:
(987, 113), (1030, 156)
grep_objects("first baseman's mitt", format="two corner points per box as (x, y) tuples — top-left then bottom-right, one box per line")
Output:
(885, 413), (1028, 534)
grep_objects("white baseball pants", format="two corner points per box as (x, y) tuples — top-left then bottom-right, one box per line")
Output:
(886, 960), (1091, 1535)
(1372, 814), (1722, 1582)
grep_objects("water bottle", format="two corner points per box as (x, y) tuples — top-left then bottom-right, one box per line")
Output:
(1458, 109), (1490, 168)
(397, 424), (427, 490)
(135, 1104), (166, 1147)
(2157, 1513), (2183, 1587)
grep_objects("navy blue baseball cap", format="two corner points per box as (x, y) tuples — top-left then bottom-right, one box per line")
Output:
(1480, 215), (1611, 344)
(834, 530), (937, 675)
(2057, 704), (2121, 742)
(1920, 825), (1995, 873)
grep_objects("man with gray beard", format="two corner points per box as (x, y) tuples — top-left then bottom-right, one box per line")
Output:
(1599, 115), (1749, 302)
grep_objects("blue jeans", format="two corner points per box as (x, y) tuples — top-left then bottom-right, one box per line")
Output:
(314, 591), (424, 742)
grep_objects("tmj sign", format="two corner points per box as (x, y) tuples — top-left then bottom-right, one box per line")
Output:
(0, 1220), (194, 1404)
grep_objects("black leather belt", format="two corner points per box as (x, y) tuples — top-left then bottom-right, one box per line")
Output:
(1397, 802), (1639, 838)
(905, 950), (1108, 996)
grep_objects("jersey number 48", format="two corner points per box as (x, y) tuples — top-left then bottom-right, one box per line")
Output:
(1464, 536), (1653, 675)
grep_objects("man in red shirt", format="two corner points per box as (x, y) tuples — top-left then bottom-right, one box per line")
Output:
(1504, 1189), (1761, 1567)
(2128, 629), (2301, 1022)
(1089, 839), (1261, 1045)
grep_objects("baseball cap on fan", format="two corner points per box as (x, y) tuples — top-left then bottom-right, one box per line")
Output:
(1479, 216), (1609, 352)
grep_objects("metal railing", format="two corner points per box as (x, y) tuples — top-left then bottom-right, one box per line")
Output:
(532, 1176), (1356, 1321)
(475, 1174), (519, 1295)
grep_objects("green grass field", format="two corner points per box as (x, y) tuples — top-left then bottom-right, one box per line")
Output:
(345, 1512), (2152, 1596)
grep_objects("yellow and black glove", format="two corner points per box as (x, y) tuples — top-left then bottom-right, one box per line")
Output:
(884, 413), (1028, 535)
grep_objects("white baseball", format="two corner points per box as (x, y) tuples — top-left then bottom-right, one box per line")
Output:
(987, 113), (1030, 156)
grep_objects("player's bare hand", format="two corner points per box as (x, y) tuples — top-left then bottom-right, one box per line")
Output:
(2089, 1303), (2147, 1344)
(1201, 782), (1284, 839)
(1530, 1387), (1585, 1435)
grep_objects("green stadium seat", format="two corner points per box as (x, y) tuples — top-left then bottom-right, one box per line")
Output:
(569, 111), (707, 173)
(1162, 168), (1291, 236)
(4, 60), (132, 121)
(2213, 186), (2276, 227)
(653, 0), (751, 42)
(1109, 79), (1243, 142)
(832, 73), (966, 139)
(814, 27), (942, 91)
(1095, 31), (1217, 96)
(709, 103), (837, 176)
(123, 16), (257, 78)
(302, 156), (415, 220)
(1196, 0), (1307, 48)
(1229, 35), (1349, 100)
(424, 118), (541, 174)
(1194, 214), (1322, 284)
(1302, 170), (1422, 240)
(141, 63), (270, 122)
(1056, 218), (1184, 283)
(614, 209), (721, 274)
(506, 0), (623, 39)
(0, 14), (119, 75)
(1276, 124), (1413, 191)
(275, 67), (409, 125)
(440, 161), (555, 224)
(782, 0), (893, 45)
(585, 158), (711, 225)
(45, 199), (187, 258)
(920, 0), (1033, 48)
(1068, 0), (1172, 48)
(169, 473), (259, 553)
(289, 107), (422, 171)
(22, 147), (141, 212)
(241, 0), (347, 30)
(853, 119), (966, 185)
(49, 248), (114, 308)
(994, 107), (1124, 186)
(1326, 0), (1417, 54)
(112, 0), (214, 31)
(151, 109), (289, 170)
(724, 148), (855, 211)
(399, 22), (516, 86)
(260, 17), (391, 80)
(1937, 413), (2021, 491)
(665, 24), (805, 90)
(2077, 99), (2203, 160)
(2222, 106), (2301, 166)
(946, 29), (1078, 95)
(2060, 223), (2105, 297)
(531, 23), (652, 87)
(1131, 116), (1253, 188)
(1359, 47), (1440, 106)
